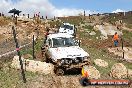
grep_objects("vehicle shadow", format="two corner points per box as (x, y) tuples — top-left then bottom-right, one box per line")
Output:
(64, 68), (81, 75)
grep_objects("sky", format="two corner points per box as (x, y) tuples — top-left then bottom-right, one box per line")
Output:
(1, 0), (132, 17)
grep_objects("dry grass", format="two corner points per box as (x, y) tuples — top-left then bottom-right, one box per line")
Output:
(0, 17), (11, 26)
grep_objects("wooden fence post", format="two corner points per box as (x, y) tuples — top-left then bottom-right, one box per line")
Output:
(12, 26), (26, 83)
(33, 35), (35, 59)
(121, 38), (124, 59)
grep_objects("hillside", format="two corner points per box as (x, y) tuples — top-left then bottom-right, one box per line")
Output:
(101, 11), (132, 28)
(0, 13), (132, 88)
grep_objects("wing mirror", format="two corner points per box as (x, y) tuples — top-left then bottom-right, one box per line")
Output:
(75, 39), (81, 46)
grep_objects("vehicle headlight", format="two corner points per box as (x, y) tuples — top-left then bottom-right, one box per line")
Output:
(84, 56), (88, 59)
(61, 59), (65, 64)
(64, 59), (72, 65)
(57, 59), (63, 66)
(74, 58), (80, 63)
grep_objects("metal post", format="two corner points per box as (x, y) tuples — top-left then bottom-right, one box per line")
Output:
(14, 13), (17, 25)
(12, 26), (26, 83)
(78, 40), (81, 47)
(34, 14), (35, 18)
(42, 16), (43, 19)
(2, 12), (4, 16)
(33, 35), (35, 59)
(28, 14), (29, 18)
(54, 16), (55, 20)
(84, 10), (85, 20)
(121, 38), (124, 59)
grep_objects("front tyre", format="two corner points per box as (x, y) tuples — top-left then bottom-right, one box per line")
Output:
(55, 67), (65, 76)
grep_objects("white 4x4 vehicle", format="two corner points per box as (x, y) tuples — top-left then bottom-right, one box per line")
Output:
(41, 33), (90, 75)
(59, 23), (77, 36)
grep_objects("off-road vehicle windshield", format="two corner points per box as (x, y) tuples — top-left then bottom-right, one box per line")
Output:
(61, 25), (73, 30)
(52, 37), (77, 48)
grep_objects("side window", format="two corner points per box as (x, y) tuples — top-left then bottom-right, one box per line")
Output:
(46, 38), (51, 47)
(48, 39), (51, 47)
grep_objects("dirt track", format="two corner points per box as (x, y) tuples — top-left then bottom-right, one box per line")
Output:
(23, 75), (132, 88)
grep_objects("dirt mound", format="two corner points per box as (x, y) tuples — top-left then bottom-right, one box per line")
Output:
(26, 75), (81, 88)
(110, 63), (127, 79)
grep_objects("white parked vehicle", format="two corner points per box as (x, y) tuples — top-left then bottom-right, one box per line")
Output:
(58, 23), (77, 37)
(41, 33), (90, 75)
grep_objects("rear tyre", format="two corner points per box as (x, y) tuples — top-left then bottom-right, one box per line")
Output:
(41, 46), (47, 62)
(42, 54), (47, 62)
(46, 57), (50, 63)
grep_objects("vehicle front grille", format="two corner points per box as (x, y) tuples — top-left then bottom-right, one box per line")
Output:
(61, 57), (83, 65)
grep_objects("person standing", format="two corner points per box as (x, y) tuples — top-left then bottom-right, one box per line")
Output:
(44, 27), (50, 44)
(113, 32), (119, 47)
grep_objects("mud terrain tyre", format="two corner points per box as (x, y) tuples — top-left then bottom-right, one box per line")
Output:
(41, 46), (47, 62)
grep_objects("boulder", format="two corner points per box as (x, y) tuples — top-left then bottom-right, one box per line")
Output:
(11, 56), (25, 69)
(127, 69), (132, 79)
(89, 31), (96, 35)
(96, 37), (99, 39)
(80, 24), (85, 28)
(83, 65), (100, 79)
(125, 52), (132, 63)
(93, 25), (100, 31)
(103, 22), (110, 26)
(11, 56), (54, 75)
(94, 59), (108, 67)
(100, 35), (108, 40)
(84, 29), (88, 31)
(116, 47), (129, 52)
(110, 63), (127, 79)
(108, 48), (118, 53)
(123, 47), (129, 52)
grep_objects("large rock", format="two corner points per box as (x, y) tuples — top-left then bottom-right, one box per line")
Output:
(89, 31), (96, 35)
(93, 25), (100, 31)
(83, 65), (100, 79)
(110, 63), (127, 79)
(94, 59), (108, 67)
(11, 56), (25, 68)
(94, 25), (122, 37)
(127, 69), (132, 79)
(80, 24), (85, 28)
(11, 56), (54, 75)
(100, 35), (108, 40)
